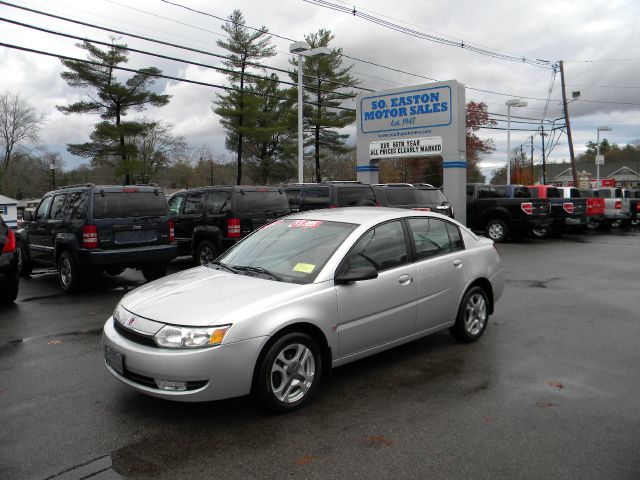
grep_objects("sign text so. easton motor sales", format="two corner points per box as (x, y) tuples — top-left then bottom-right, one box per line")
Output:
(359, 85), (452, 135)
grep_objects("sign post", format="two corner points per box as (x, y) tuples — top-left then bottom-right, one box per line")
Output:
(356, 80), (467, 224)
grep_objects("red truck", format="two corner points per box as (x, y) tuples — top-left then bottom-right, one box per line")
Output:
(577, 189), (606, 230)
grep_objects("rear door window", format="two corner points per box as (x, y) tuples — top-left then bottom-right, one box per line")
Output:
(237, 190), (288, 213)
(182, 193), (203, 215)
(418, 189), (446, 203)
(547, 188), (561, 198)
(514, 187), (530, 198)
(67, 192), (87, 220)
(285, 188), (301, 211)
(302, 187), (330, 209)
(205, 191), (232, 214)
(49, 194), (67, 220)
(93, 191), (168, 219)
(337, 186), (376, 206)
(384, 188), (416, 206)
(407, 217), (452, 260)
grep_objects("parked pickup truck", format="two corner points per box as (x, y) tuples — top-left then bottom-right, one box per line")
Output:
(595, 187), (631, 228)
(466, 183), (551, 242)
(527, 185), (587, 238)
(558, 187), (605, 231)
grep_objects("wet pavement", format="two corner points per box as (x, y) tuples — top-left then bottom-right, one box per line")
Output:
(1, 233), (639, 480)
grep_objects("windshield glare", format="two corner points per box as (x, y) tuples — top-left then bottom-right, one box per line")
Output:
(218, 219), (357, 284)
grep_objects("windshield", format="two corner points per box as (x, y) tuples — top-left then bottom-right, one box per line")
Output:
(217, 219), (357, 284)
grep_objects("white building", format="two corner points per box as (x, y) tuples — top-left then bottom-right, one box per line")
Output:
(0, 194), (18, 227)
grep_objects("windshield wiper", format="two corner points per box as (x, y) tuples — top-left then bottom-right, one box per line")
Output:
(208, 261), (239, 274)
(234, 265), (282, 281)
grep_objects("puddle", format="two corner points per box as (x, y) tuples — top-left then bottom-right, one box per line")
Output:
(0, 328), (102, 353)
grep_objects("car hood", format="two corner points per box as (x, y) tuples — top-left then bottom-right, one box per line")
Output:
(120, 266), (303, 327)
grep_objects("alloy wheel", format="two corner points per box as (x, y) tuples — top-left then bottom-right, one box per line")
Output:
(199, 246), (215, 265)
(488, 223), (504, 240)
(59, 256), (72, 287)
(270, 343), (316, 404)
(464, 293), (487, 336)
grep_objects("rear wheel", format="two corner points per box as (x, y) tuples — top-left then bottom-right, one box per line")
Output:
(531, 226), (549, 239)
(141, 263), (167, 282)
(586, 219), (600, 231)
(254, 332), (322, 413)
(450, 286), (490, 342)
(195, 240), (217, 266)
(57, 250), (82, 293)
(485, 219), (508, 243)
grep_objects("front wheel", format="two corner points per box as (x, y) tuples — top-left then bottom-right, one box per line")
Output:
(450, 286), (490, 342)
(57, 250), (82, 293)
(485, 219), (509, 243)
(254, 332), (322, 413)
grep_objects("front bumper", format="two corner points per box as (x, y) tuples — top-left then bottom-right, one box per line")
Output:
(102, 318), (268, 402)
(79, 244), (178, 267)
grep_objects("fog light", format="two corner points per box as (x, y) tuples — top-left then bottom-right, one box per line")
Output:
(155, 379), (187, 391)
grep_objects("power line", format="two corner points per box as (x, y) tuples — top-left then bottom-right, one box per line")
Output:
(0, 41), (358, 112)
(303, 0), (553, 69)
(0, 16), (357, 99)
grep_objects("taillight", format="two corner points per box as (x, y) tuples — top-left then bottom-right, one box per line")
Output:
(227, 218), (241, 238)
(2, 228), (16, 253)
(329, 205), (338, 208)
(636, 203), (640, 212)
(168, 219), (175, 242)
(615, 200), (621, 210)
(82, 225), (98, 248)
(563, 202), (574, 214)
(521, 202), (533, 215)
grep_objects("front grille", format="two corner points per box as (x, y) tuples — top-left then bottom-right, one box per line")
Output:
(122, 367), (208, 391)
(113, 319), (157, 347)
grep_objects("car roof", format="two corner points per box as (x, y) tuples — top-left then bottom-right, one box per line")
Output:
(288, 207), (442, 227)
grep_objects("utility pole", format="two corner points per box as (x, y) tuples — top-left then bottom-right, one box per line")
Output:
(530, 135), (534, 184)
(559, 60), (578, 186)
(209, 159), (214, 185)
(541, 124), (547, 184)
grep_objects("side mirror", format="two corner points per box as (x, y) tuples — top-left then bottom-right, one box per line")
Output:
(23, 210), (33, 221)
(335, 266), (378, 284)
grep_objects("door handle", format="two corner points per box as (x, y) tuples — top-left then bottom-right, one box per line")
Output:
(398, 274), (413, 285)
(453, 259), (462, 268)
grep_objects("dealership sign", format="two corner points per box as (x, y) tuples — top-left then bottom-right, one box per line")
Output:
(360, 85), (452, 134)
(369, 136), (442, 159)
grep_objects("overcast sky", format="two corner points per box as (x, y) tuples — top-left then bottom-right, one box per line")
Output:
(1, 0), (639, 177)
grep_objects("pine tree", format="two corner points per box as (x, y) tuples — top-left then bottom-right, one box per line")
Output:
(213, 10), (276, 185)
(291, 29), (359, 182)
(57, 40), (170, 183)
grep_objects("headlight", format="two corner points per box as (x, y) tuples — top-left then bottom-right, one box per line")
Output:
(154, 324), (231, 349)
(113, 303), (128, 324)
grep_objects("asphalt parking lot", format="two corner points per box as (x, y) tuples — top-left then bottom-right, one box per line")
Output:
(1, 230), (639, 480)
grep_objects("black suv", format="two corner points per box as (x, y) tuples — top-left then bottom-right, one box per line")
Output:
(373, 183), (454, 217)
(19, 184), (177, 292)
(284, 182), (378, 212)
(168, 186), (290, 265)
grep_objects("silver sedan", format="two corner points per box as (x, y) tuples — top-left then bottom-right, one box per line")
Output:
(103, 208), (504, 412)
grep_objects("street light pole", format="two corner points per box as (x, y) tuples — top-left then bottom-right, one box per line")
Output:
(290, 42), (331, 184)
(505, 99), (528, 185)
(596, 126), (612, 188)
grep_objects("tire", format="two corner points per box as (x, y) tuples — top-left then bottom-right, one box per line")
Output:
(254, 332), (322, 413)
(485, 219), (509, 243)
(450, 286), (490, 343)
(16, 241), (32, 276)
(0, 278), (19, 303)
(57, 250), (83, 293)
(141, 263), (167, 282)
(194, 240), (218, 266)
(531, 226), (548, 239)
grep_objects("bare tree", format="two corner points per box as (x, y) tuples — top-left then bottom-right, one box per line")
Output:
(130, 120), (187, 182)
(0, 92), (43, 174)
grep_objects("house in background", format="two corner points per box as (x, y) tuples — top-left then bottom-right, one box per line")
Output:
(545, 161), (640, 188)
(0, 194), (18, 227)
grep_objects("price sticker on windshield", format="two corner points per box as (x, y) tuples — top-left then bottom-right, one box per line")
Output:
(293, 263), (316, 273)
(289, 220), (323, 229)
